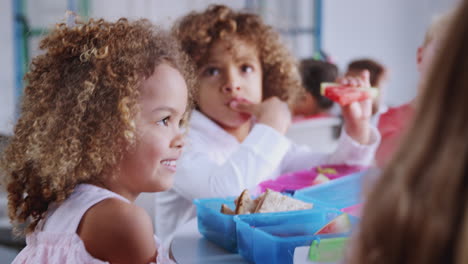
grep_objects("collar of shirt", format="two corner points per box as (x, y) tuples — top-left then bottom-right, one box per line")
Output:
(190, 110), (242, 147)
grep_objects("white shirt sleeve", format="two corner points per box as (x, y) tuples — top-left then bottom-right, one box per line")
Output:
(280, 125), (381, 174)
(173, 124), (291, 201)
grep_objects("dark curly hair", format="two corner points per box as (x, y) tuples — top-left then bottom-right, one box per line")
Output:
(172, 4), (303, 105)
(0, 18), (195, 234)
(347, 58), (387, 87)
(300, 59), (338, 110)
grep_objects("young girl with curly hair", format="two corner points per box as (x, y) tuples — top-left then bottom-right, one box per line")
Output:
(155, 4), (381, 244)
(2, 16), (194, 264)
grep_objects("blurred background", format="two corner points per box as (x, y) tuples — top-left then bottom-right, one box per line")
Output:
(0, 0), (459, 261)
(0, 0), (459, 136)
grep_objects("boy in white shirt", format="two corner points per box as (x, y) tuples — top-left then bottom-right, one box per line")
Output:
(155, 5), (381, 246)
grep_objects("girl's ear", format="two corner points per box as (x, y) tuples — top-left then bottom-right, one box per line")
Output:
(416, 46), (424, 69)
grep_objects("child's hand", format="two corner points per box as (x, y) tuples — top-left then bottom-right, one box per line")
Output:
(339, 70), (373, 145)
(230, 97), (291, 134)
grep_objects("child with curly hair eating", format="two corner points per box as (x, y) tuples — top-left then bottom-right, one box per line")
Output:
(155, 4), (381, 244)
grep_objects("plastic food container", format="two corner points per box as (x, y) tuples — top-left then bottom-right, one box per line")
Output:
(256, 164), (365, 195)
(194, 197), (239, 252)
(293, 171), (366, 210)
(234, 210), (358, 264)
(194, 196), (325, 253)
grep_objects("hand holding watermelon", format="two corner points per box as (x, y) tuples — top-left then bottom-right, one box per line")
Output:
(320, 73), (378, 107)
(322, 71), (374, 144)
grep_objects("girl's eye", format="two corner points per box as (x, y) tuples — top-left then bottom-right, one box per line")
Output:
(157, 117), (170, 126)
(241, 65), (253, 73)
(205, 67), (220, 76)
(178, 118), (184, 128)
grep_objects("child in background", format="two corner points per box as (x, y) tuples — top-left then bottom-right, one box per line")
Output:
(1, 17), (193, 264)
(293, 59), (339, 118)
(155, 4), (381, 244)
(348, 1), (468, 263)
(375, 9), (455, 168)
(345, 58), (389, 123)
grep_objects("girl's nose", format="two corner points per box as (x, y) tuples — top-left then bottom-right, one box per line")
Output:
(222, 69), (241, 94)
(222, 84), (241, 93)
(170, 133), (185, 149)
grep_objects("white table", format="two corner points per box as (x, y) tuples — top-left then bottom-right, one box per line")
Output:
(170, 218), (248, 264)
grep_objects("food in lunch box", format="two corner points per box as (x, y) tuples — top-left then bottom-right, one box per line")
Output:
(314, 213), (352, 235)
(220, 189), (313, 215)
(340, 203), (363, 218)
(311, 173), (330, 185)
(235, 189), (261, 214)
(221, 204), (235, 215)
(320, 82), (378, 106)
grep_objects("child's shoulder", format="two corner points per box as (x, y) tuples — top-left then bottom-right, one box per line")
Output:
(78, 198), (156, 263)
(378, 103), (414, 134)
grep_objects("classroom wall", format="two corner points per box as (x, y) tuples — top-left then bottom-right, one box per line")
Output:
(0, 0), (15, 135)
(323, 0), (459, 106)
(90, 0), (244, 28)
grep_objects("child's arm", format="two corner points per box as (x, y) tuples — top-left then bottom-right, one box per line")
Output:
(78, 198), (157, 264)
(339, 70), (373, 145)
(173, 123), (292, 200)
(280, 124), (380, 173)
(171, 97), (293, 201)
(279, 72), (380, 173)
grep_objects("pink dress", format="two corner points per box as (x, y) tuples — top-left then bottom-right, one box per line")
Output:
(12, 184), (174, 264)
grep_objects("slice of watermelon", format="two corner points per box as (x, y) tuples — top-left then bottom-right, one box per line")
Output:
(340, 204), (363, 218)
(311, 173), (330, 186)
(320, 82), (378, 106)
(315, 213), (352, 235)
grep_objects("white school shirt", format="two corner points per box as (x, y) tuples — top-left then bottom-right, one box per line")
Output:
(155, 110), (380, 246)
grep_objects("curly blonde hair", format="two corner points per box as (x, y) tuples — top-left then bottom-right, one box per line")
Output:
(172, 4), (303, 105)
(1, 18), (195, 234)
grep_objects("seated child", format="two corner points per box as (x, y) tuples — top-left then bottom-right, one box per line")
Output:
(155, 4), (381, 245)
(293, 59), (339, 118)
(2, 17), (193, 264)
(376, 9), (455, 168)
(348, 2), (468, 263)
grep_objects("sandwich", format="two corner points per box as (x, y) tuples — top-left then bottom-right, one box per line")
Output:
(220, 189), (313, 215)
